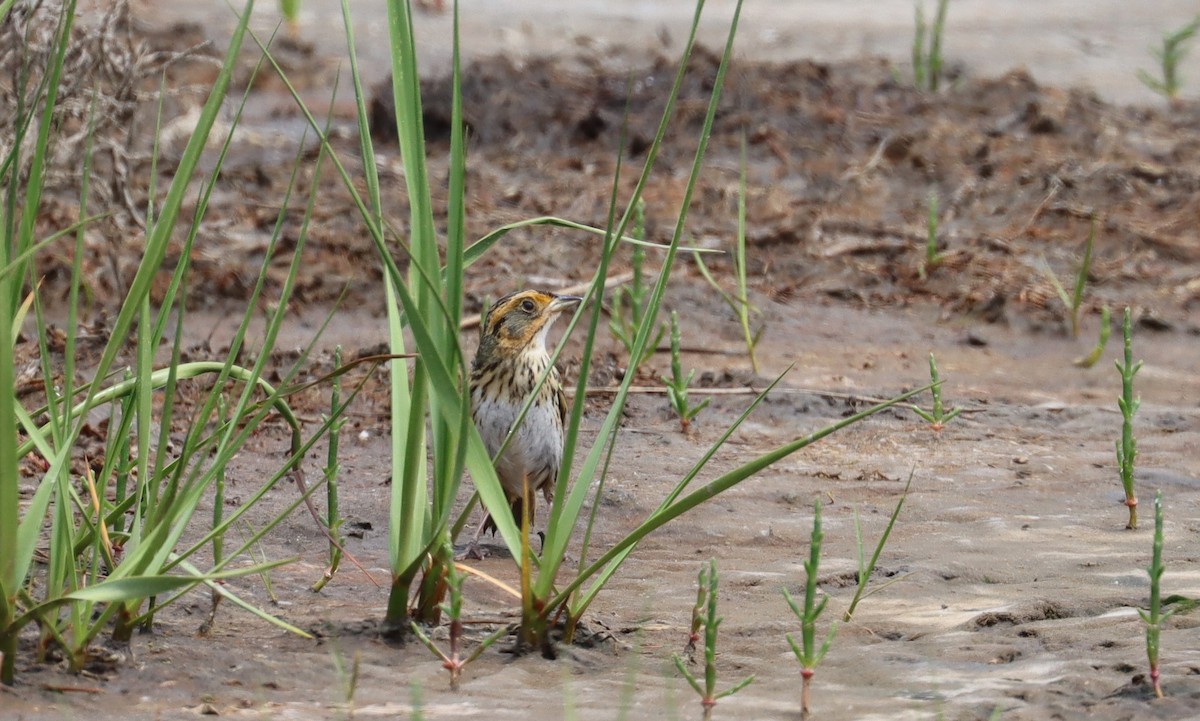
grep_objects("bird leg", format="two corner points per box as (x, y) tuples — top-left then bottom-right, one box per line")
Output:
(455, 509), (495, 561)
(457, 474), (543, 561)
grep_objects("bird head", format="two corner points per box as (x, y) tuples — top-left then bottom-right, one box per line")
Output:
(476, 290), (582, 361)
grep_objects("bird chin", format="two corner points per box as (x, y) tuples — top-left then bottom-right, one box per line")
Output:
(532, 317), (560, 349)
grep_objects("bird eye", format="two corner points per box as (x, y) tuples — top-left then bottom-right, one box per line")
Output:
(520, 299), (536, 313)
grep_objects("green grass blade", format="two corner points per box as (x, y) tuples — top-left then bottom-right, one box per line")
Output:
(436, 1), (472, 521)
(0, 214), (108, 284)
(843, 471), (913, 620)
(571, 368), (791, 617)
(557, 383), (929, 611)
(12, 0), (76, 310)
(1039, 255), (1073, 310)
(466, 216), (704, 269)
(446, 0), (466, 332)
(1072, 220), (1095, 309)
(55, 0), (256, 507)
(67, 564), (291, 603)
(544, 1), (709, 577)
(537, 0), (745, 596)
(0, 279), (17, 596)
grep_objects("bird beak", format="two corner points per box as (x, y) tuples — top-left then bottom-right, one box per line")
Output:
(548, 294), (583, 314)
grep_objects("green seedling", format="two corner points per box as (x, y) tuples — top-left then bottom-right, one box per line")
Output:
(279, 0), (302, 37)
(410, 682), (425, 721)
(615, 648), (641, 721)
(910, 352), (962, 429)
(784, 499), (837, 717)
(610, 200), (667, 370)
(1138, 16), (1200, 106)
(1139, 491), (1172, 698)
(918, 190), (945, 279)
(683, 562), (709, 660)
(410, 544), (508, 690)
(330, 642), (361, 719)
(1040, 217), (1096, 339)
(693, 133), (764, 372)
(662, 311), (711, 433)
(313, 346), (349, 592)
(563, 672), (578, 721)
(912, 0), (950, 91)
(844, 472), (913, 622)
(1115, 307), (1143, 530)
(672, 560), (755, 716)
(1073, 305), (1112, 368)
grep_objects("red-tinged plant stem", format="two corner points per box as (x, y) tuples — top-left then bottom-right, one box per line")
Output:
(802, 667), (814, 717)
(1141, 491), (1170, 699)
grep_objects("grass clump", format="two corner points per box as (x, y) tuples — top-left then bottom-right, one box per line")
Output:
(515, 0), (929, 653)
(1115, 307), (1143, 530)
(784, 499), (837, 717)
(672, 560), (755, 716)
(0, 0), (350, 684)
(1138, 16), (1200, 107)
(662, 310), (710, 433)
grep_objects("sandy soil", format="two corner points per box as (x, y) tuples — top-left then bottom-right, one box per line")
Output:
(6, 2), (1200, 720)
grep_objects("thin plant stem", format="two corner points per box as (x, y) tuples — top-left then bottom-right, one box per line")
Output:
(1138, 491), (1172, 698)
(662, 311), (710, 433)
(672, 560), (754, 711)
(313, 346), (347, 593)
(918, 190), (943, 279)
(1115, 307), (1142, 530)
(784, 499), (837, 717)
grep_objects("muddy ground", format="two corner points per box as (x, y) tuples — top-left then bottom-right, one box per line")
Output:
(6, 3), (1200, 720)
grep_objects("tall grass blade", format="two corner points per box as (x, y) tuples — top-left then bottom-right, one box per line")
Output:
(539, 0), (745, 606)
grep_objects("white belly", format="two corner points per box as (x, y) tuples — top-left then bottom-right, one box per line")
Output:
(473, 394), (562, 499)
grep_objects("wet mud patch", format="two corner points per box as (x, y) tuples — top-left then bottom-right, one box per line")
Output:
(970, 599), (1075, 627)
